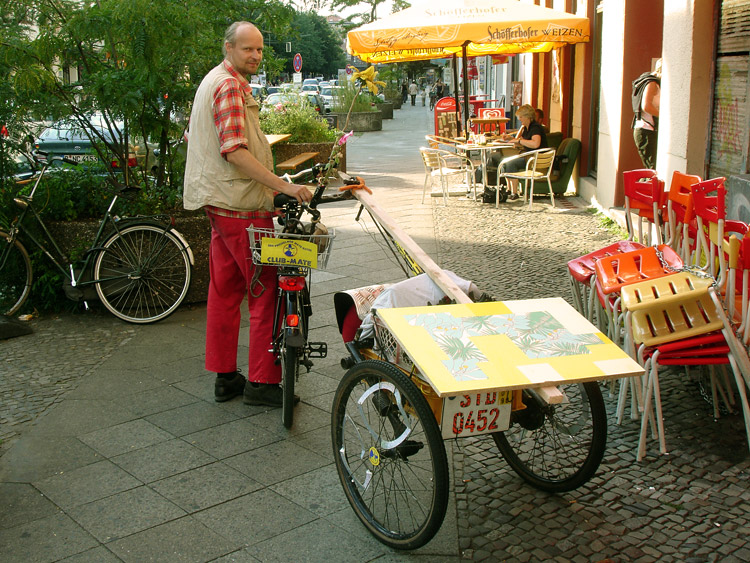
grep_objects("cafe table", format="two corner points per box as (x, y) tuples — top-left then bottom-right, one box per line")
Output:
(455, 139), (516, 189)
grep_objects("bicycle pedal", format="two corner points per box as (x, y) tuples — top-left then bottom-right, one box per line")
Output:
(307, 341), (327, 358)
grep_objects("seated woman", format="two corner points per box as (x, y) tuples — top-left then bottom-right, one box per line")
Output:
(487, 104), (548, 200)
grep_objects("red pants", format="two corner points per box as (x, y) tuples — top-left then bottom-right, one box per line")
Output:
(205, 212), (280, 384)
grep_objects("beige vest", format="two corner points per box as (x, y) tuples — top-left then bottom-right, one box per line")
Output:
(183, 64), (274, 211)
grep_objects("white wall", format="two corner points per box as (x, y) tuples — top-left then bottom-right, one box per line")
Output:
(594, 0), (627, 209)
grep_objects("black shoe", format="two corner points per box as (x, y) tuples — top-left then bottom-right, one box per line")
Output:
(508, 193), (519, 201)
(243, 381), (300, 408)
(214, 371), (246, 402)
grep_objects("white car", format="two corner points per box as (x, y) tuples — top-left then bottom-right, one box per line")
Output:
(319, 86), (342, 112)
(301, 84), (320, 94)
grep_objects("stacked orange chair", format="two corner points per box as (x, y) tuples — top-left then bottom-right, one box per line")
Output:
(619, 177), (750, 460)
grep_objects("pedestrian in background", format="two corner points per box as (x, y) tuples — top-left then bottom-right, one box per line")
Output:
(409, 81), (418, 106)
(183, 21), (311, 407)
(631, 58), (662, 169)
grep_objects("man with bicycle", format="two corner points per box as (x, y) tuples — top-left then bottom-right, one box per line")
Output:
(184, 21), (311, 407)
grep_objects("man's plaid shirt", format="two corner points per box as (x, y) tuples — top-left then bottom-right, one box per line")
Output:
(205, 60), (276, 220)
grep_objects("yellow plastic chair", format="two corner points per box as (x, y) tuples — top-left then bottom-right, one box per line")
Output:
(497, 148), (556, 209)
(419, 147), (476, 205)
(620, 265), (750, 461)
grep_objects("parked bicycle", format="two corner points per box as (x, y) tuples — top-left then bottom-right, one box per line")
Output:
(0, 152), (193, 323)
(248, 165), (354, 427)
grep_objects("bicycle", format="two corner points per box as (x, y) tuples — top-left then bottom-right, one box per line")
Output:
(330, 182), (638, 549)
(248, 165), (353, 428)
(0, 152), (193, 323)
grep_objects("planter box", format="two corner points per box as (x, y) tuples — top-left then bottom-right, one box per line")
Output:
(330, 111), (382, 132)
(377, 102), (394, 119)
(274, 141), (346, 172)
(49, 215), (211, 304)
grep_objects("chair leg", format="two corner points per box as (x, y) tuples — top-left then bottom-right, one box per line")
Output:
(637, 352), (666, 461)
(548, 178), (555, 208)
(527, 179), (534, 209)
(727, 355), (750, 455)
(422, 175), (430, 204)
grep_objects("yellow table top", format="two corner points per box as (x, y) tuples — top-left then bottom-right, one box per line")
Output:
(265, 134), (291, 146)
(376, 297), (644, 397)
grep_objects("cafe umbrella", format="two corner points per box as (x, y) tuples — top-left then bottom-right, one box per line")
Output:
(347, 0), (590, 136)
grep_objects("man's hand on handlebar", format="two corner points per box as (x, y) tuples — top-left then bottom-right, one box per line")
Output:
(277, 182), (313, 204)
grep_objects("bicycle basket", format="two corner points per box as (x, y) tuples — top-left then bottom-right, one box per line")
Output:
(372, 314), (415, 373)
(247, 225), (335, 270)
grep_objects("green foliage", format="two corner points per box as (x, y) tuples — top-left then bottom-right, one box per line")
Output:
(1, 0), (295, 191)
(332, 84), (377, 113)
(259, 103), (338, 143)
(273, 11), (346, 78)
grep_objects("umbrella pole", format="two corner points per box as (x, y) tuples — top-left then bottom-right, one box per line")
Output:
(462, 42), (471, 140)
(452, 54), (461, 137)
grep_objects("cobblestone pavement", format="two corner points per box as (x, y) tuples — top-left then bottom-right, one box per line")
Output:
(1, 313), (136, 454)
(432, 198), (750, 562)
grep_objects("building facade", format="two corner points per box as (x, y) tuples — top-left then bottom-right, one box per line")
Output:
(480, 0), (748, 216)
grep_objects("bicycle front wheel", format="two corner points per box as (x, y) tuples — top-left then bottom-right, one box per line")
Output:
(332, 360), (448, 550)
(94, 224), (191, 323)
(0, 231), (32, 317)
(492, 382), (607, 493)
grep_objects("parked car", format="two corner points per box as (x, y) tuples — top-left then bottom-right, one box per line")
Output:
(318, 81), (330, 89)
(33, 116), (156, 171)
(301, 84), (320, 94)
(300, 92), (327, 114)
(302, 78), (319, 88)
(319, 86), (342, 112)
(262, 92), (327, 115)
(250, 83), (268, 101)
(266, 86), (281, 95)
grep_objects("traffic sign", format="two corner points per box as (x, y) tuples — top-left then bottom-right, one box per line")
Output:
(293, 53), (302, 73)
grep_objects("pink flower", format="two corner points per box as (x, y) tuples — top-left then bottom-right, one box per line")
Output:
(338, 130), (354, 146)
(274, 103), (285, 113)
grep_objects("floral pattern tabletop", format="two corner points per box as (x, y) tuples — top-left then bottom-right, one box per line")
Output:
(376, 297), (643, 396)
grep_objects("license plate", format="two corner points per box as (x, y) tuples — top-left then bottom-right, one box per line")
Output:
(441, 390), (512, 439)
(64, 154), (98, 162)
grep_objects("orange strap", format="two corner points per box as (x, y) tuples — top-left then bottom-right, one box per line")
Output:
(338, 176), (372, 194)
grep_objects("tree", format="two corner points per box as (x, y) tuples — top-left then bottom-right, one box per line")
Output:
(329, 0), (410, 26)
(1, 0), (295, 188)
(275, 12), (346, 79)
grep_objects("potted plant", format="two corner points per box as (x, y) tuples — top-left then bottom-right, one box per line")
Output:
(259, 100), (346, 171)
(330, 84), (383, 132)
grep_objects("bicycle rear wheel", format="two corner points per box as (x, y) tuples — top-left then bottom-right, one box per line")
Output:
(281, 291), (301, 428)
(492, 382), (607, 493)
(94, 224), (191, 323)
(0, 231), (32, 317)
(332, 360), (448, 550)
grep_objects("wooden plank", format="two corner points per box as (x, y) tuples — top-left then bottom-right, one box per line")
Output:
(277, 151), (319, 171)
(353, 188), (473, 304)
(351, 188), (566, 404)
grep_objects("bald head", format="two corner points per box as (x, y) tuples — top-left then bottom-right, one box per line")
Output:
(223, 21), (260, 56)
(223, 22), (264, 77)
